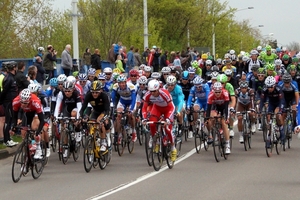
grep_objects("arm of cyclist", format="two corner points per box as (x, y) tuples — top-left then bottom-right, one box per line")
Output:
(79, 92), (90, 117)
(186, 88), (194, 110)
(176, 89), (185, 114)
(129, 88), (137, 112)
(53, 91), (63, 118)
(36, 112), (45, 136)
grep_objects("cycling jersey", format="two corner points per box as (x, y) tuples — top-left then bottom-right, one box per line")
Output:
(178, 81), (193, 101)
(187, 83), (210, 110)
(54, 90), (82, 119)
(80, 91), (110, 117)
(260, 53), (277, 64)
(111, 82), (136, 111)
(136, 87), (147, 104)
(224, 82), (235, 96)
(222, 66), (237, 75)
(164, 84), (184, 113)
(278, 82), (298, 106)
(206, 89), (230, 119)
(259, 86), (283, 112)
(104, 80), (113, 93)
(235, 87), (255, 106)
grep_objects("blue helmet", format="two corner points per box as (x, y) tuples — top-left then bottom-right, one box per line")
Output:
(49, 78), (58, 87)
(182, 71), (189, 80)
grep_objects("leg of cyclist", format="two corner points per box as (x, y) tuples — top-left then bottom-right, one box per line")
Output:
(206, 110), (217, 144)
(190, 104), (200, 138)
(162, 106), (177, 161)
(115, 102), (124, 144)
(275, 106), (284, 143)
(148, 105), (160, 152)
(236, 103), (244, 143)
(71, 109), (82, 143)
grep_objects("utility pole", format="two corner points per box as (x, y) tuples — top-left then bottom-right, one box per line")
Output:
(71, 0), (80, 65)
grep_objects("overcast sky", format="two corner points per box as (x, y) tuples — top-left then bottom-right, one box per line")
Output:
(53, 0), (298, 47)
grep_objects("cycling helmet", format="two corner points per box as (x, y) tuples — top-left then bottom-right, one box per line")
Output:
(282, 47), (287, 52)
(57, 74), (67, 83)
(292, 57), (299, 63)
(66, 75), (76, 84)
(193, 76), (203, 85)
(213, 82), (223, 91)
(288, 65), (297, 72)
(217, 74), (228, 83)
(206, 60), (212, 66)
(211, 71), (219, 80)
(138, 76), (148, 84)
(239, 81), (248, 88)
(148, 79), (160, 91)
(229, 50), (235, 55)
(129, 69), (139, 76)
(282, 73), (292, 83)
(208, 55), (213, 61)
(264, 76), (276, 87)
(28, 83), (39, 93)
(251, 64), (260, 71)
(88, 68), (96, 75)
(258, 68), (266, 75)
(91, 80), (103, 91)
(113, 68), (121, 74)
(188, 67), (196, 73)
(98, 73), (106, 80)
(282, 54), (289, 61)
(182, 71), (189, 80)
(166, 75), (177, 84)
(231, 54), (237, 61)
(139, 64), (146, 70)
(144, 66), (152, 72)
(103, 67), (112, 74)
(250, 50), (259, 55)
(138, 69), (145, 77)
(191, 60), (199, 68)
(265, 45), (272, 51)
(72, 71), (79, 77)
(216, 58), (222, 64)
(20, 89), (31, 102)
(274, 59), (282, 66)
(242, 56), (249, 62)
(117, 74), (126, 82)
(266, 63), (275, 71)
(63, 81), (75, 90)
(151, 72), (161, 79)
(78, 73), (87, 81)
(49, 78), (58, 87)
(224, 69), (233, 76)
(211, 65), (219, 72)
(257, 46), (262, 51)
(112, 72), (120, 81)
(161, 67), (171, 73)
(276, 47), (281, 53)
(4, 61), (17, 70)
(201, 54), (208, 59)
(37, 47), (44, 52)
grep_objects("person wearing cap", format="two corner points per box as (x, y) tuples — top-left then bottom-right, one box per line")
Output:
(222, 59), (237, 77)
(245, 50), (263, 73)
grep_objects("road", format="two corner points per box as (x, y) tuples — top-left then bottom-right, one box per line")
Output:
(1, 127), (300, 200)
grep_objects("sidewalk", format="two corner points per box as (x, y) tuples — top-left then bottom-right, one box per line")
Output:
(0, 144), (19, 160)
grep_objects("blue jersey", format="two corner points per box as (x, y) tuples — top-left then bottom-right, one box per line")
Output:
(163, 84), (184, 113)
(111, 82), (136, 111)
(187, 83), (210, 108)
(104, 80), (113, 93)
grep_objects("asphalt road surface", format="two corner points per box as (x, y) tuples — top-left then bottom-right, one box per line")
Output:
(1, 126), (300, 200)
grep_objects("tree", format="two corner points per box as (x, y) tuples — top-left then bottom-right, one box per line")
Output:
(286, 41), (300, 52)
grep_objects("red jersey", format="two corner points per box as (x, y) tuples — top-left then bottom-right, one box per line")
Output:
(207, 89), (230, 105)
(75, 83), (84, 100)
(12, 94), (43, 113)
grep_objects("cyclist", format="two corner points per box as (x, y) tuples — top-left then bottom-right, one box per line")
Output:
(282, 54), (291, 69)
(259, 76), (284, 147)
(260, 45), (277, 64)
(274, 59), (287, 76)
(111, 74), (137, 142)
(143, 66), (152, 79)
(224, 69), (238, 89)
(245, 50), (263, 73)
(186, 76), (210, 139)
(178, 71), (193, 101)
(88, 68), (97, 82)
(80, 81), (111, 151)
(67, 75), (84, 100)
(187, 67), (197, 84)
(127, 69), (139, 91)
(235, 81), (256, 143)
(191, 60), (202, 76)
(12, 89), (45, 159)
(254, 68), (267, 130)
(135, 76), (148, 113)
(160, 67), (171, 85)
(222, 59), (237, 77)
(164, 75), (185, 136)
(206, 82), (231, 154)
(142, 79), (177, 161)
(77, 73), (90, 96)
(103, 67), (114, 92)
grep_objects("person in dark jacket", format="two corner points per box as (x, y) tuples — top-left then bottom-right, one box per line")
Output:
(91, 49), (101, 71)
(43, 45), (57, 84)
(15, 61), (30, 93)
(34, 55), (45, 85)
(160, 50), (169, 67)
(0, 61), (19, 146)
(153, 46), (161, 72)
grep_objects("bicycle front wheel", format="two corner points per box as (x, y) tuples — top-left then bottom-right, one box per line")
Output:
(73, 141), (81, 161)
(144, 131), (153, 166)
(151, 135), (162, 171)
(243, 121), (248, 151)
(275, 130), (282, 155)
(117, 131), (126, 156)
(31, 142), (47, 179)
(265, 126), (273, 157)
(137, 122), (143, 146)
(194, 128), (202, 154)
(61, 130), (70, 164)
(165, 145), (174, 169)
(83, 136), (94, 173)
(12, 142), (27, 183)
(127, 132), (135, 154)
(212, 129), (221, 162)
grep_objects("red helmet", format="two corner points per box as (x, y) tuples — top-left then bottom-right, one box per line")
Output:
(129, 69), (139, 76)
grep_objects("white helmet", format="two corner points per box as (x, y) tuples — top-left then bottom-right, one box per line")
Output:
(166, 75), (177, 84)
(242, 56), (249, 62)
(57, 74), (67, 83)
(206, 60), (212, 66)
(211, 71), (219, 80)
(148, 79), (160, 91)
(151, 72), (161, 79)
(264, 76), (276, 87)
(38, 47), (44, 52)
(138, 76), (148, 85)
(213, 82), (223, 91)
(257, 46), (262, 51)
(144, 66), (152, 72)
(66, 76), (76, 84)
(103, 67), (112, 73)
(224, 69), (233, 76)
(229, 49), (235, 55)
(274, 59), (282, 66)
(224, 53), (231, 59)
(139, 64), (146, 70)
(20, 89), (31, 102)
(161, 67), (171, 73)
(88, 68), (96, 75)
(28, 83), (39, 93)
(282, 47), (287, 51)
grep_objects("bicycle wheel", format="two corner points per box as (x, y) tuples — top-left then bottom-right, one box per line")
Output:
(12, 142), (27, 183)
(99, 152), (107, 170)
(262, 114), (267, 142)
(243, 121), (248, 151)
(144, 130), (153, 166)
(194, 128), (202, 154)
(212, 129), (221, 162)
(81, 128), (88, 148)
(117, 131), (126, 156)
(61, 130), (70, 164)
(72, 141), (81, 161)
(151, 135), (162, 171)
(83, 136), (94, 173)
(51, 125), (58, 152)
(127, 131), (135, 154)
(175, 135), (182, 157)
(137, 122), (143, 146)
(165, 144), (174, 169)
(275, 130), (282, 155)
(31, 142), (46, 179)
(265, 126), (273, 157)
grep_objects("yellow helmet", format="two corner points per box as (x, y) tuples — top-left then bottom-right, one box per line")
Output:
(201, 54), (208, 59)
(113, 68), (121, 73)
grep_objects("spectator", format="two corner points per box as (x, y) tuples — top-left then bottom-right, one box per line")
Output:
(61, 44), (73, 76)
(15, 61), (30, 93)
(147, 49), (155, 69)
(81, 48), (91, 74)
(142, 47), (150, 64)
(133, 48), (142, 67)
(115, 54), (125, 73)
(27, 65), (38, 83)
(153, 46), (162, 72)
(34, 55), (45, 85)
(91, 48), (102, 76)
(0, 67), (7, 142)
(169, 51), (176, 63)
(160, 50), (169, 67)
(0, 61), (18, 147)
(114, 41), (122, 55)
(126, 46), (134, 73)
(107, 44), (116, 69)
(43, 45), (57, 84)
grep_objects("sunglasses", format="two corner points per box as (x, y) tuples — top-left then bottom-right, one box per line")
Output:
(150, 90), (157, 93)
(91, 91), (100, 94)
(163, 73), (170, 76)
(267, 86), (274, 88)
(139, 84), (146, 86)
(105, 73), (112, 75)
(167, 84), (175, 87)
(64, 90), (72, 93)
(257, 74), (265, 77)
(195, 85), (202, 88)
(80, 80), (86, 83)
(21, 101), (29, 105)
(58, 83), (63, 85)
(214, 91), (221, 94)
(131, 75), (137, 77)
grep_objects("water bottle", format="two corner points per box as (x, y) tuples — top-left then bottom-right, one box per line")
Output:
(96, 138), (101, 147)
(71, 132), (75, 140)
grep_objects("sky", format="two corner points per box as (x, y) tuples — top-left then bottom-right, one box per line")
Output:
(53, 0), (298, 47)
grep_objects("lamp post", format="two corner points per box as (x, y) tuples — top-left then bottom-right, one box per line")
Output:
(143, 0), (149, 49)
(71, 0), (80, 65)
(212, 7), (254, 56)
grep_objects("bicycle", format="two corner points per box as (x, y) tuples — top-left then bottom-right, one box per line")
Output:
(236, 110), (253, 151)
(265, 112), (282, 157)
(193, 109), (209, 153)
(147, 120), (175, 171)
(143, 124), (153, 166)
(12, 126), (47, 183)
(173, 114), (182, 157)
(135, 109), (144, 146)
(83, 117), (111, 173)
(182, 110), (190, 141)
(56, 117), (81, 164)
(209, 116), (228, 162)
(283, 107), (294, 150)
(115, 110), (135, 156)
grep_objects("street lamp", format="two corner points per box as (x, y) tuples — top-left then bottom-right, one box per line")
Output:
(212, 6), (254, 57)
